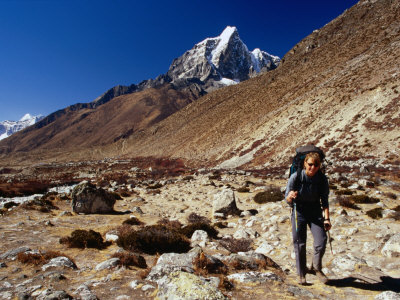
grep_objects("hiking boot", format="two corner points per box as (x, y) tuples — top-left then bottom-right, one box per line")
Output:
(298, 276), (307, 285)
(315, 270), (329, 284)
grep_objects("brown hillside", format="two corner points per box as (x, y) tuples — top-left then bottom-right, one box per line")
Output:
(111, 0), (400, 169)
(0, 85), (195, 154)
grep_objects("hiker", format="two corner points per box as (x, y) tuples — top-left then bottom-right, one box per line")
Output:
(285, 151), (331, 285)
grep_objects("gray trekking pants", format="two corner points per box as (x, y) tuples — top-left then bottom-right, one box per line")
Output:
(291, 209), (327, 277)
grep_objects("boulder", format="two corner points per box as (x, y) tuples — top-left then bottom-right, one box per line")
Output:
(146, 247), (201, 282)
(71, 181), (116, 214)
(227, 271), (283, 283)
(374, 291), (400, 300)
(191, 230), (209, 248)
(156, 271), (227, 300)
(95, 258), (120, 271)
(212, 189), (241, 218)
(381, 233), (400, 258)
(42, 257), (77, 271)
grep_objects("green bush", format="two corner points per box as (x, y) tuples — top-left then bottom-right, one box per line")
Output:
(254, 187), (283, 204)
(116, 225), (191, 255)
(59, 229), (110, 249)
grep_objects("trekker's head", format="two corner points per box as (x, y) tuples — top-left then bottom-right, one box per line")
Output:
(304, 152), (321, 177)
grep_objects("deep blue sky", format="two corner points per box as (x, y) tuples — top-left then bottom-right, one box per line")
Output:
(0, 0), (359, 122)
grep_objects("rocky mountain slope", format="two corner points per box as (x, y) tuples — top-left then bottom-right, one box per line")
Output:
(0, 114), (43, 141)
(103, 0), (399, 172)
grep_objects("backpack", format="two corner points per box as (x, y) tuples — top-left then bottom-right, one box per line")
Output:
(289, 145), (325, 183)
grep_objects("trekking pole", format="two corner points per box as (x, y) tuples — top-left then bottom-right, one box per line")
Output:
(327, 229), (333, 255)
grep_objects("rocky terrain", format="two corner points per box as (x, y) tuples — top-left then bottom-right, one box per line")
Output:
(0, 160), (399, 299)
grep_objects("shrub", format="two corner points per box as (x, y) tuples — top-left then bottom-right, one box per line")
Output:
(366, 207), (383, 219)
(17, 251), (75, 266)
(193, 252), (228, 275)
(219, 237), (253, 253)
(179, 222), (219, 239)
(385, 192), (397, 200)
(187, 213), (211, 225)
(336, 189), (354, 196)
(393, 205), (400, 212)
(111, 252), (147, 268)
(3, 201), (19, 209)
(254, 187), (283, 204)
(214, 222), (228, 229)
(147, 183), (163, 190)
(116, 225), (191, 255)
(157, 218), (183, 230)
(122, 217), (144, 226)
(20, 198), (59, 213)
(237, 187), (250, 193)
(59, 229), (111, 249)
(338, 196), (360, 210)
(349, 194), (379, 204)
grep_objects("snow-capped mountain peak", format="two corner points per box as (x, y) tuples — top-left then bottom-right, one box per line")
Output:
(167, 26), (280, 91)
(0, 114), (44, 141)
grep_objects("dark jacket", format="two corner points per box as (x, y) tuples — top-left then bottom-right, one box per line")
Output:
(285, 169), (329, 213)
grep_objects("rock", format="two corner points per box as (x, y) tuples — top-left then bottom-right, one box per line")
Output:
(212, 188), (241, 218)
(0, 246), (31, 260)
(34, 288), (72, 300)
(95, 258), (120, 271)
(74, 284), (98, 300)
(255, 241), (275, 255)
(331, 254), (367, 274)
(156, 271), (227, 300)
(382, 209), (400, 220)
(71, 181), (116, 214)
(374, 291), (400, 300)
(334, 215), (352, 225)
(141, 284), (155, 291)
(287, 285), (316, 298)
(42, 257), (77, 271)
(146, 247), (202, 282)
(381, 233), (400, 258)
(191, 230), (209, 248)
(362, 241), (382, 254)
(105, 233), (119, 242)
(233, 228), (259, 239)
(227, 271), (283, 283)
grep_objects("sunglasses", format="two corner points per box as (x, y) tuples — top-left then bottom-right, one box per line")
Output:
(306, 162), (320, 167)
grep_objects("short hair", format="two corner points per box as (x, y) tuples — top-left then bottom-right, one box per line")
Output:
(304, 152), (321, 167)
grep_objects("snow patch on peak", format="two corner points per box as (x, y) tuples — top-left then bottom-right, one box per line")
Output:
(0, 114), (44, 141)
(20, 113), (33, 121)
